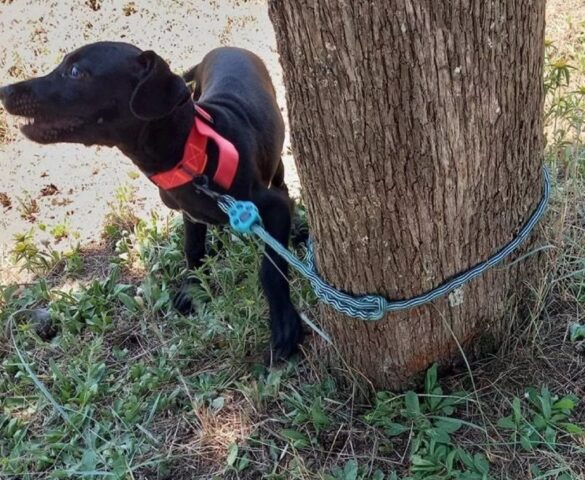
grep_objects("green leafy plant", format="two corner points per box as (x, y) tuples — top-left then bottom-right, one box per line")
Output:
(569, 323), (585, 341)
(529, 464), (574, 480)
(226, 442), (251, 473)
(497, 387), (583, 451)
(50, 266), (137, 334)
(325, 459), (390, 480)
(50, 221), (70, 241)
(11, 231), (82, 275)
(102, 184), (141, 244)
(366, 365), (487, 480)
(284, 387), (331, 434)
(543, 40), (585, 175)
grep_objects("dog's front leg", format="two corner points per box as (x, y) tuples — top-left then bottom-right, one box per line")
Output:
(253, 187), (304, 362)
(173, 214), (207, 314)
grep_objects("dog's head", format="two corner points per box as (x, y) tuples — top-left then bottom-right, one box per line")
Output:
(0, 42), (191, 146)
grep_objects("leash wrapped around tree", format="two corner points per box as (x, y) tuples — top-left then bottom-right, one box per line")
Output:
(199, 166), (550, 321)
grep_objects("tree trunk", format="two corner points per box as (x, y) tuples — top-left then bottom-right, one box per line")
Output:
(268, 0), (546, 389)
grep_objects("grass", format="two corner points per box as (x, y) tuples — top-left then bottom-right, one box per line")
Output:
(16, 194), (40, 223)
(102, 185), (141, 247)
(1, 18), (585, 480)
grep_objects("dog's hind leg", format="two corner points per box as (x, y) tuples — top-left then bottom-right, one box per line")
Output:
(253, 186), (303, 362)
(271, 159), (308, 247)
(173, 214), (207, 314)
(270, 159), (289, 196)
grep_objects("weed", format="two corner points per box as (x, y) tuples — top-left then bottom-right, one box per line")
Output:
(544, 39), (585, 176)
(2, 207), (584, 479)
(529, 464), (574, 480)
(11, 231), (82, 276)
(497, 387), (582, 451)
(569, 322), (585, 341)
(102, 184), (141, 245)
(50, 221), (70, 242)
(366, 365), (487, 480)
(325, 459), (390, 480)
(17, 194), (39, 222)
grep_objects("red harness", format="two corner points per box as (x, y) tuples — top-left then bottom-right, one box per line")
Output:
(149, 105), (239, 191)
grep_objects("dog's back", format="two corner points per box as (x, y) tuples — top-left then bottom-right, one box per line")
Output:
(190, 48), (285, 186)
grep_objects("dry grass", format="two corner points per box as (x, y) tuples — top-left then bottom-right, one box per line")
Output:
(547, 0), (585, 59)
(444, 301), (585, 477)
(0, 110), (9, 145)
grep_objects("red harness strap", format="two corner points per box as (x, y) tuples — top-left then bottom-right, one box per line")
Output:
(149, 105), (239, 190)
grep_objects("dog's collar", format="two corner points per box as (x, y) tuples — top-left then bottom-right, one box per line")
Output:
(148, 104), (239, 191)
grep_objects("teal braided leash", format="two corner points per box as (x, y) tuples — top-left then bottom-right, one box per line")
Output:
(207, 167), (550, 321)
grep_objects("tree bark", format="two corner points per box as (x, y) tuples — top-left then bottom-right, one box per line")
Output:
(268, 0), (546, 389)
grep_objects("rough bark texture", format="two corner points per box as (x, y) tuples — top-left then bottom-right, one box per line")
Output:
(268, 0), (546, 389)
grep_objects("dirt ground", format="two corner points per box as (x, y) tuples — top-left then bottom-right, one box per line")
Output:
(0, 0), (298, 282)
(0, 0), (583, 280)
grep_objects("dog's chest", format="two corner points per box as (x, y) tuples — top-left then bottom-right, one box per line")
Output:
(159, 187), (226, 225)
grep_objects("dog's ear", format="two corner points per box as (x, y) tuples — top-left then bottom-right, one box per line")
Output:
(130, 51), (191, 120)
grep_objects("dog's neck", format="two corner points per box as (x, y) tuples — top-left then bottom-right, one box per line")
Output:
(119, 102), (195, 176)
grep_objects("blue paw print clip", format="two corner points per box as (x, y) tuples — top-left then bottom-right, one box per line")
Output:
(227, 201), (260, 233)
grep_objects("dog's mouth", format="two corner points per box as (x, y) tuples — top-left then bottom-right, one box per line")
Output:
(4, 95), (113, 144)
(0, 96), (86, 143)
(18, 115), (86, 143)
(1, 86), (120, 145)
(17, 114), (104, 144)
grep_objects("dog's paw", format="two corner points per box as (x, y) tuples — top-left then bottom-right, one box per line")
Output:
(263, 343), (300, 368)
(264, 309), (305, 366)
(172, 281), (198, 315)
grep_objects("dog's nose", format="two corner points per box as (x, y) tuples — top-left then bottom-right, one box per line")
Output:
(0, 85), (11, 103)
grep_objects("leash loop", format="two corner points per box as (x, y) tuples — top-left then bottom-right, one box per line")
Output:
(192, 175), (223, 201)
(194, 167), (551, 321)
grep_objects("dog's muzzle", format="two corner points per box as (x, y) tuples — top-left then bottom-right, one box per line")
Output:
(0, 85), (11, 103)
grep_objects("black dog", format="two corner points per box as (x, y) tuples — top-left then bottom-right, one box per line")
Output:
(0, 42), (303, 360)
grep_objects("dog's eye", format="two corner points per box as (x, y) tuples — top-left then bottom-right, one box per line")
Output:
(68, 65), (84, 79)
